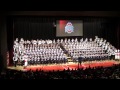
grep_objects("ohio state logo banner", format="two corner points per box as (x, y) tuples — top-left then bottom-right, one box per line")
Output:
(65, 22), (74, 34)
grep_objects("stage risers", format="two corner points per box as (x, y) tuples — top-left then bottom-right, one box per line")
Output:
(60, 43), (73, 62)
(67, 57), (73, 62)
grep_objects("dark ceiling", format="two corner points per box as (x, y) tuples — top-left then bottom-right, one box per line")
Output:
(0, 11), (120, 17)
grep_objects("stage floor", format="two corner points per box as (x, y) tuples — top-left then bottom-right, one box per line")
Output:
(7, 60), (120, 72)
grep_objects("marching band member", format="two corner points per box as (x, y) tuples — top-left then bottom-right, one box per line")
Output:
(13, 53), (18, 67)
(23, 54), (28, 68)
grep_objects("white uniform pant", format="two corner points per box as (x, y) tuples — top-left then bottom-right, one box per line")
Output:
(24, 61), (28, 66)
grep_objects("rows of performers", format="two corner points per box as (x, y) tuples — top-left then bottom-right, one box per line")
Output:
(13, 36), (117, 66)
(63, 36), (116, 61)
(13, 39), (68, 66)
(13, 53), (68, 66)
(71, 53), (110, 62)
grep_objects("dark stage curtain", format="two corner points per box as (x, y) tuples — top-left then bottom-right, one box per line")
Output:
(7, 17), (14, 66)
(13, 16), (56, 40)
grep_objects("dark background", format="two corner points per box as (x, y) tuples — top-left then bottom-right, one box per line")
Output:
(0, 11), (120, 72)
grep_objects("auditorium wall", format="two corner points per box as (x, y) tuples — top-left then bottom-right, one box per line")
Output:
(0, 15), (7, 71)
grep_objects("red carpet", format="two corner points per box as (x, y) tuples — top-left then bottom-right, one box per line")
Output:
(25, 61), (118, 72)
